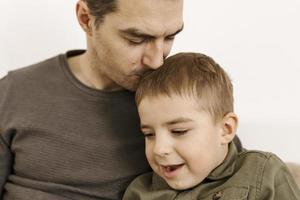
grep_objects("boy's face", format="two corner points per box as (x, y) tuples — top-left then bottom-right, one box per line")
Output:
(138, 95), (230, 190)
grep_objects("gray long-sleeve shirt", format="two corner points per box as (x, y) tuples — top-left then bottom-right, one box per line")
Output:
(0, 50), (150, 200)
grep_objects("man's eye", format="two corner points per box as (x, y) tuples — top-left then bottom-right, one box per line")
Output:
(171, 129), (188, 135)
(165, 35), (175, 41)
(128, 38), (147, 45)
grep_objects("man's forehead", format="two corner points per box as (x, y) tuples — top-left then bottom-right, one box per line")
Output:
(109, 0), (183, 37)
(115, 0), (183, 18)
(117, 0), (182, 10)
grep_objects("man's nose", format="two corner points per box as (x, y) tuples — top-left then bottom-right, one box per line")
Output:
(142, 40), (164, 70)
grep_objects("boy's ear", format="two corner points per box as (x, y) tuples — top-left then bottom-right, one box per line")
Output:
(220, 112), (238, 144)
(76, 0), (93, 36)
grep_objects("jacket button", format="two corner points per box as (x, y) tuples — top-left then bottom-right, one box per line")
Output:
(212, 191), (222, 200)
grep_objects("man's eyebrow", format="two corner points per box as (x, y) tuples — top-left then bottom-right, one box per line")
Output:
(119, 24), (184, 39)
(167, 24), (184, 37)
(140, 117), (193, 129)
(119, 28), (156, 39)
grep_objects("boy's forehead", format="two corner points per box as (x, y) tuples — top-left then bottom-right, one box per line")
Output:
(139, 93), (201, 108)
(138, 93), (214, 115)
(138, 94), (218, 128)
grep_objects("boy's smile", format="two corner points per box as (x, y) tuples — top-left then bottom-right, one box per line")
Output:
(160, 163), (185, 178)
(138, 94), (230, 190)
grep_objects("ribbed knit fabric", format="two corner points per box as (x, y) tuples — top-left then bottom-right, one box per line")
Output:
(0, 50), (150, 200)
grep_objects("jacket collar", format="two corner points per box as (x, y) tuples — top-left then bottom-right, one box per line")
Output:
(206, 142), (237, 181)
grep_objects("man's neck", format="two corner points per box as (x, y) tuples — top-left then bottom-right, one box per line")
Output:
(67, 51), (121, 91)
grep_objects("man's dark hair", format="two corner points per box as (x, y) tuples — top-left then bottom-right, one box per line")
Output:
(84, 0), (118, 28)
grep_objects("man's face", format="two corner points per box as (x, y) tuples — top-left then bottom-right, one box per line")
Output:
(138, 95), (228, 190)
(88, 0), (184, 91)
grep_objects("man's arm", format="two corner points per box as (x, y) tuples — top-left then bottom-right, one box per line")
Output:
(0, 75), (13, 196)
(0, 133), (13, 196)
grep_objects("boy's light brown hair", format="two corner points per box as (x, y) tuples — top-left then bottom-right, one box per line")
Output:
(135, 52), (234, 122)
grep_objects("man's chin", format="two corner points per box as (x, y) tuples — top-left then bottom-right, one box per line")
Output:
(122, 80), (140, 92)
(124, 84), (138, 92)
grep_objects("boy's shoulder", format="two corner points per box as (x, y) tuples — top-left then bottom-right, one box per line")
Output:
(236, 148), (285, 172)
(234, 148), (286, 179)
(234, 148), (300, 198)
(238, 148), (281, 163)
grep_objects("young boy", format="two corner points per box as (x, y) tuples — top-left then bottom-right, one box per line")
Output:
(123, 53), (300, 199)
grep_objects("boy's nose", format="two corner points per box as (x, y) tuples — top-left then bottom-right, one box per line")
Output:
(153, 138), (172, 157)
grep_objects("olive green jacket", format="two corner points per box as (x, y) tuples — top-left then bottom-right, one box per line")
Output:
(123, 142), (300, 200)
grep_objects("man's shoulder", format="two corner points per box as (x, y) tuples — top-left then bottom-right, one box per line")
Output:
(1, 50), (85, 87)
(0, 53), (66, 103)
(5, 54), (63, 81)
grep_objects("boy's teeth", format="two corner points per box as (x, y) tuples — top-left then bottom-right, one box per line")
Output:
(166, 166), (172, 172)
(165, 164), (182, 172)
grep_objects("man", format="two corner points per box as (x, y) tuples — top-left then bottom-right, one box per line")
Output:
(1, 1), (299, 200)
(0, 0), (183, 199)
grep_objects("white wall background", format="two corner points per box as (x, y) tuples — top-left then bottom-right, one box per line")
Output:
(1, 1), (299, 162)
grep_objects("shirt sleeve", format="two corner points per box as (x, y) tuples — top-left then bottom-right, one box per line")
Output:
(0, 135), (13, 196)
(0, 75), (13, 196)
(259, 154), (300, 200)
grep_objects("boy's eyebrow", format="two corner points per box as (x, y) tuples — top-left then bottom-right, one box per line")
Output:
(164, 117), (193, 126)
(119, 24), (184, 39)
(140, 117), (193, 129)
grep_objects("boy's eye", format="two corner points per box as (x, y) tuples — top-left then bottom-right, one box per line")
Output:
(171, 129), (188, 135)
(143, 132), (154, 138)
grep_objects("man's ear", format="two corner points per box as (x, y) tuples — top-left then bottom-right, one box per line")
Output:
(76, 0), (93, 36)
(220, 112), (238, 144)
